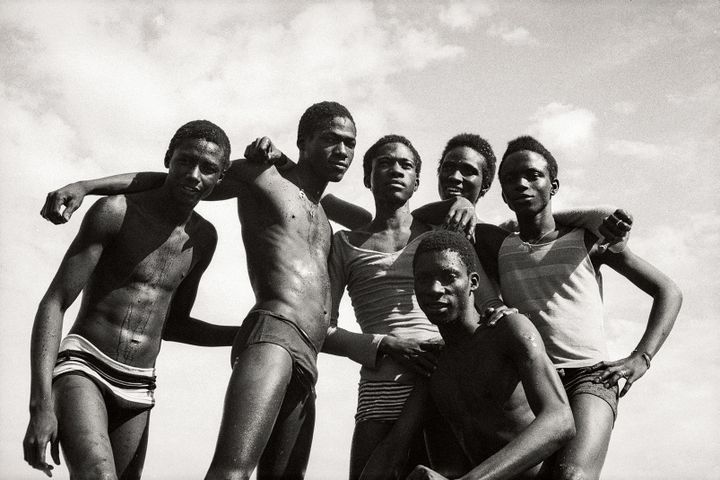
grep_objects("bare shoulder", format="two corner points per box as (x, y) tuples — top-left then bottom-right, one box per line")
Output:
(188, 212), (219, 245)
(475, 222), (510, 251)
(495, 313), (547, 361)
(82, 195), (128, 234)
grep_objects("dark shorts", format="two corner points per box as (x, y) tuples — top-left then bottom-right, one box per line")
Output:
(557, 367), (619, 420)
(231, 309), (319, 392)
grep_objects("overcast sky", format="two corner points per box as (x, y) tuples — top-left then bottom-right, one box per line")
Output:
(1, 1), (718, 478)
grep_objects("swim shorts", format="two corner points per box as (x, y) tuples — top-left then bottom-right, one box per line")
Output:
(557, 366), (619, 420)
(355, 380), (415, 423)
(53, 334), (156, 410)
(232, 309), (319, 392)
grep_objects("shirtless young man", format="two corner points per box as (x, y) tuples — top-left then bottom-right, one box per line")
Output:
(24, 120), (238, 479)
(361, 230), (575, 480)
(40, 102), (358, 479)
(474, 136), (683, 480)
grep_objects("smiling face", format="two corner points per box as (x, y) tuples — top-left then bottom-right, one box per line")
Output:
(365, 142), (419, 204)
(165, 137), (225, 206)
(438, 146), (487, 204)
(414, 249), (479, 326)
(499, 149), (559, 217)
(300, 115), (357, 183)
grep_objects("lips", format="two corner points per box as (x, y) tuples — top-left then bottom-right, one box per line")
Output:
(442, 186), (463, 197)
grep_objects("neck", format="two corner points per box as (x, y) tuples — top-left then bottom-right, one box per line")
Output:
(438, 309), (481, 347)
(148, 186), (196, 226)
(517, 204), (555, 241)
(293, 160), (327, 203)
(370, 199), (413, 231)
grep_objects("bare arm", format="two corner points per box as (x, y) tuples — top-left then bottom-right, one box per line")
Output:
(321, 193), (372, 230)
(589, 247), (683, 396)
(161, 225), (239, 346)
(473, 223), (511, 284)
(412, 197), (477, 236)
(24, 197), (122, 475)
(41, 172), (166, 224)
(554, 206), (632, 252)
(456, 316), (575, 480)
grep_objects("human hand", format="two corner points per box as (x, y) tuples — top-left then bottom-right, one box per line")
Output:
(442, 197), (477, 239)
(589, 352), (649, 397)
(40, 182), (88, 224)
(379, 335), (444, 377)
(406, 465), (449, 480)
(480, 306), (519, 327)
(244, 137), (283, 164)
(598, 209), (633, 253)
(23, 410), (60, 477)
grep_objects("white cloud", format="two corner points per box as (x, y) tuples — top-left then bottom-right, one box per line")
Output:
(526, 102), (598, 164)
(605, 139), (665, 161)
(667, 81), (720, 107)
(438, 1), (494, 30)
(486, 23), (537, 46)
(612, 101), (638, 115)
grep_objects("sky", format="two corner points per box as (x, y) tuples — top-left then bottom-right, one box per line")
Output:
(1, 0), (718, 478)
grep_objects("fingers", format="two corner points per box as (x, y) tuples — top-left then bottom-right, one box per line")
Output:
(41, 193), (68, 225)
(598, 210), (633, 248)
(586, 361), (607, 372)
(614, 208), (633, 225)
(51, 435), (61, 466)
(619, 378), (634, 397)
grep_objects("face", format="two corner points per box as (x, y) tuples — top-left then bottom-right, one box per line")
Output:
(301, 116), (357, 182)
(166, 138), (225, 206)
(499, 150), (558, 216)
(438, 146), (487, 204)
(365, 142), (419, 203)
(414, 249), (479, 326)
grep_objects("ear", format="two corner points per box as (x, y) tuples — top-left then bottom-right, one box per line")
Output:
(164, 156), (170, 168)
(501, 190), (508, 205)
(550, 178), (559, 196)
(469, 271), (480, 292)
(414, 176), (420, 192)
(363, 174), (371, 189)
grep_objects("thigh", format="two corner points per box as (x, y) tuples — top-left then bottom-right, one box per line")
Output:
(258, 380), (316, 480)
(553, 393), (615, 480)
(207, 343), (294, 478)
(349, 420), (394, 480)
(54, 374), (117, 479)
(108, 408), (151, 480)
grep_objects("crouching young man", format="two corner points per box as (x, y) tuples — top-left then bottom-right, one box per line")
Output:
(361, 230), (575, 479)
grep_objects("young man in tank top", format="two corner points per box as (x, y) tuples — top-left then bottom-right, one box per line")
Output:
(473, 135), (682, 480)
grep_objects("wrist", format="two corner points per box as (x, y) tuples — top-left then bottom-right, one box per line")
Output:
(632, 349), (652, 369)
(76, 180), (92, 194)
(29, 398), (53, 414)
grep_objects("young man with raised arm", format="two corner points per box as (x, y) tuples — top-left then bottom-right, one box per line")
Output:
(24, 120), (238, 479)
(474, 135), (682, 480)
(361, 230), (576, 479)
(38, 101), (358, 479)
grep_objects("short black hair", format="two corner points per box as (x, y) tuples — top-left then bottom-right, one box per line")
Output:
(164, 120), (231, 171)
(413, 230), (479, 274)
(438, 133), (497, 196)
(363, 134), (422, 183)
(500, 135), (558, 180)
(297, 101), (355, 144)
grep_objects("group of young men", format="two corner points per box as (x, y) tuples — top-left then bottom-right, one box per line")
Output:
(24, 101), (682, 480)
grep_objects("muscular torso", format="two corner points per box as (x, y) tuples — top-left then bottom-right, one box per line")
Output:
(430, 327), (537, 474)
(70, 196), (212, 367)
(236, 172), (332, 350)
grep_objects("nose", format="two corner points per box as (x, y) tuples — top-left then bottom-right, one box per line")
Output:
(186, 163), (201, 182)
(448, 168), (462, 182)
(334, 141), (347, 158)
(390, 160), (404, 176)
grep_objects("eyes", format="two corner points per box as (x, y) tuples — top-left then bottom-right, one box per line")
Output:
(319, 132), (356, 150)
(441, 162), (479, 177)
(175, 156), (221, 175)
(416, 270), (459, 286)
(500, 169), (544, 183)
(376, 157), (415, 170)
